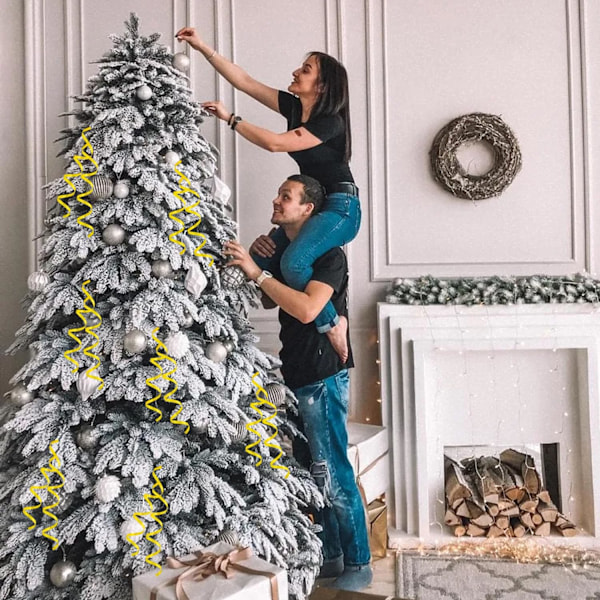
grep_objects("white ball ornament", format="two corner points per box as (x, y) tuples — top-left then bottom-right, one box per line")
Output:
(136, 84), (153, 101)
(76, 425), (98, 449)
(113, 181), (130, 199)
(151, 259), (173, 278)
(102, 224), (126, 246)
(205, 341), (228, 363)
(49, 561), (77, 588)
(165, 332), (190, 359)
(120, 517), (144, 543)
(185, 262), (208, 298)
(90, 175), (114, 200)
(124, 329), (146, 354)
(164, 150), (181, 167)
(172, 52), (191, 72)
(10, 384), (33, 407)
(77, 371), (101, 402)
(28, 271), (50, 292)
(95, 475), (121, 502)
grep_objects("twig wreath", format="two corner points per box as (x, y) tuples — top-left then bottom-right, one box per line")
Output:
(430, 112), (522, 200)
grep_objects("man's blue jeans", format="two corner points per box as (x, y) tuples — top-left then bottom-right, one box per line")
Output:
(253, 192), (361, 332)
(293, 370), (371, 566)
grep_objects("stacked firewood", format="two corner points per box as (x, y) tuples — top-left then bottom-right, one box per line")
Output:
(444, 449), (576, 538)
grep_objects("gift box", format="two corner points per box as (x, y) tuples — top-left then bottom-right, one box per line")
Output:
(309, 587), (404, 599)
(346, 423), (389, 505)
(132, 541), (287, 600)
(367, 498), (388, 558)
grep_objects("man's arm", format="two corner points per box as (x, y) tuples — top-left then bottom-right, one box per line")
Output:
(224, 240), (333, 323)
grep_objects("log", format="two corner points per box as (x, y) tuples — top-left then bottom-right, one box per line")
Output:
(513, 524), (526, 538)
(455, 501), (471, 519)
(531, 513), (543, 526)
(445, 456), (472, 506)
(537, 490), (552, 504)
(495, 515), (509, 530)
(519, 498), (539, 514)
(471, 513), (494, 528)
(555, 514), (577, 537)
(486, 525), (504, 538)
(538, 500), (559, 523)
(488, 504), (500, 517)
(534, 522), (551, 536)
(500, 448), (541, 495)
(466, 523), (487, 537)
(444, 508), (461, 526)
(454, 525), (466, 537)
(560, 526), (577, 537)
(499, 504), (520, 517)
(520, 513), (534, 529)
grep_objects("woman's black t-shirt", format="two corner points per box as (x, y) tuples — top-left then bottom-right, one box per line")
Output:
(278, 90), (354, 188)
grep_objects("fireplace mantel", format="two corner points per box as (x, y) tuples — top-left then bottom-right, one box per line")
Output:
(377, 303), (600, 542)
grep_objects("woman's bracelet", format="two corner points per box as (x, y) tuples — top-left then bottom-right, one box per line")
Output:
(206, 49), (217, 61)
(227, 114), (235, 127)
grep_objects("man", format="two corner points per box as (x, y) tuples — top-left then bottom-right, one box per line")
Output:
(224, 174), (372, 591)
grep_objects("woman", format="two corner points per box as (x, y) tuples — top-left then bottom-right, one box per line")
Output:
(176, 28), (360, 363)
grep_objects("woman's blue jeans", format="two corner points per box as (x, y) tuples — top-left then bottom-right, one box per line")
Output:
(253, 192), (361, 332)
(293, 370), (371, 566)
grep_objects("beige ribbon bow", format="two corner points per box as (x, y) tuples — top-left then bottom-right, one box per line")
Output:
(150, 547), (279, 600)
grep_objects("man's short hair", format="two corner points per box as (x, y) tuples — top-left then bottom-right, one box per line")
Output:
(286, 174), (326, 215)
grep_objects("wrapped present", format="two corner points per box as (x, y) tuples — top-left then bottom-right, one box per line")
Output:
(309, 587), (404, 599)
(347, 423), (389, 505)
(367, 499), (388, 558)
(132, 541), (287, 600)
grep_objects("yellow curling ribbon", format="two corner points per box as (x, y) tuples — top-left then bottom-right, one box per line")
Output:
(80, 280), (104, 391)
(251, 374), (290, 479)
(168, 164), (189, 255)
(144, 467), (169, 573)
(246, 373), (268, 466)
(126, 510), (150, 558)
(74, 127), (98, 237)
(22, 440), (66, 549)
(145, 329), (189, 433)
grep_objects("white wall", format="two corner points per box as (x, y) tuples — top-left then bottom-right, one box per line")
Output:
(2, 0), (599, 424)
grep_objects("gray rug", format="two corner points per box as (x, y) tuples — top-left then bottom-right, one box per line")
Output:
(396, 551), (600, 599)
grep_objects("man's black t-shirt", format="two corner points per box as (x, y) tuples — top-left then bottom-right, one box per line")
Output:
(277, 247), (354, 389)
(278, 90), (354, 189)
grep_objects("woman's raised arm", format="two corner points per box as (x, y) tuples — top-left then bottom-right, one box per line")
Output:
(176, 27), (280, 112)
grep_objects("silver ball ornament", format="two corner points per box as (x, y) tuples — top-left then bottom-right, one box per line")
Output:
(136, 84), (153, 101)
(76, 425), (98, 449)
(85, 313), (101, 328)
(164, 150), (181, 167)
(10, 384), (33, 407)
(124, 329), (146, 354)
(222, 339), (235, 353)
(27, 271), (50, 292)
(56, 493), (73, 514)
(151, 259), (173, 278)
(230, 420), (247, 443)
(90, 175), (114, 200)
(95, 475), (121, 502)
(113, 181), (130, 199)
(216, 530), (239, 546)
(221, 265), (247, 289)
(172, 52), (191, 72)
(265, 382), (287, 407)
(205, 341), (228, 363)
(49, 560), (77, 588)
(102, 224), (126, 246)
(181, 313), (194, 327)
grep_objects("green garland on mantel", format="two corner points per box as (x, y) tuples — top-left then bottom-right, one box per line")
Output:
(385, 274), (600, 306)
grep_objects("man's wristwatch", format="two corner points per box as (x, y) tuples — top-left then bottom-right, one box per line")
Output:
(256, 270), (273, 286)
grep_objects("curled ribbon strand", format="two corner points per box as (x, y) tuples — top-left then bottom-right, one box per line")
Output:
(146, 328), (166, 422)
(74, 128), (98, 237)
(168, 164), (189, 255)
(22, 440), (66, 549)
(246, 372), (268, 466)
(144, 466), (169, 573)
(126, 510), (151, 558)
(251, 374), (290, 479)
(80, 280), (104, 390)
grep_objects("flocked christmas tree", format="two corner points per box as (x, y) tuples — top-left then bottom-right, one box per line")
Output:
(1, 14), (322, 600)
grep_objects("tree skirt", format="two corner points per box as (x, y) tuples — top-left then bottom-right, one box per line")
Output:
(396, 551), (600, 599)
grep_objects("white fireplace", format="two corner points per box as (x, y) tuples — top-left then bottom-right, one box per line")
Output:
(377, 303), (600, 542)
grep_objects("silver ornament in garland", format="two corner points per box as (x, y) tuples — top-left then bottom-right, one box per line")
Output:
(172, 52), (190, 72)
(136, 84), (153, 101)
(124, 329), (146, 354)
(151, 259), (173, 278)
(216, 530), (239, 546)
(230, 420), (247, 443)
(102, 224), (126, 246)
(76, 424), (98, 449)
(113, 181), (130, 199)
(49, 561), (77, 588)
(164, 150), (181, 167)
(221, 265), (247, 289)
(10, 384), (33, 406)
(205, 341), (228, 363)
(265, 382), (287, 407)
(90, 175), (114, 200)
(27, 271), (50, 292)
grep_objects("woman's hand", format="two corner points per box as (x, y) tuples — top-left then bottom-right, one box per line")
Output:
(223, 241), (262, 280)
(201, 101), (232, 122)
(175, 27), (204, 52)
(249, 229), (277, 258)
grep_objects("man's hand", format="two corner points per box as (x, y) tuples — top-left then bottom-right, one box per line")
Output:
(223, 240), (262, 281)
(201, 100), (231, 122)
(249, 228), (277, 258)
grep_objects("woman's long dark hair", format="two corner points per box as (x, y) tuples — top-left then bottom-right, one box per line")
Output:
(308, 52), (352, 162)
